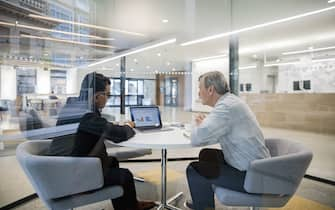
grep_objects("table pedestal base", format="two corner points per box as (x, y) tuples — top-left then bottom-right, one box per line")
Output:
(157, 192), (183, 210)
(156, 149), (183, 210)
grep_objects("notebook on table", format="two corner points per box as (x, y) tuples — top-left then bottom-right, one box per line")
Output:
(129, 106), (173, 133)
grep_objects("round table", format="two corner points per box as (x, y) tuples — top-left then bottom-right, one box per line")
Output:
(109, 127), (193, 210)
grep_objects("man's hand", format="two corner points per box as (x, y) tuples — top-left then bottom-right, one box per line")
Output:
(195, 113), (206, 126)
(124, 121), (135, 128)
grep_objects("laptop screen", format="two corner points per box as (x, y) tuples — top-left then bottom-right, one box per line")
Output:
(130, 106), (162, 129)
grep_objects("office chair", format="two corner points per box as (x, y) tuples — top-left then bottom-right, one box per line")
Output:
(16, 140), (123, 210)
(213, 138), (313, 210)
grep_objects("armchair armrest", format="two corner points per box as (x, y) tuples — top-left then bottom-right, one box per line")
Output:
(244, 151), (312, 195)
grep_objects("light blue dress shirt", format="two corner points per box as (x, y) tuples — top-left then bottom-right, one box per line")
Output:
(191, 93), (270, 171)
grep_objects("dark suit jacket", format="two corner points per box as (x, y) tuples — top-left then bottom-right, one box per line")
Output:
(71, 111), (135, 176)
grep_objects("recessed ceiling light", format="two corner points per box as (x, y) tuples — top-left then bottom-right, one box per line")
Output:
(252, 54), (258, 58)
(172, 67), (176, 71)
(146, 65), (150, 69)
(116, 63), (119, 66)
(166, 62), (170, 66)
(162, 19), (169, 23)
(276, 59), (281, 62)
(157, 53), (161, 56)
(133, 58), (137, 62)
(130, 68), (134, 71)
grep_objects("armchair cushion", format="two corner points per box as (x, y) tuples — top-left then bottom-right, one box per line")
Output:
(214, 186), (290, 207)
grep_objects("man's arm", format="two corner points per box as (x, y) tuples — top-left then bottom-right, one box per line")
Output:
(191, 108), (231, 146)
(104, 122), (136, 143)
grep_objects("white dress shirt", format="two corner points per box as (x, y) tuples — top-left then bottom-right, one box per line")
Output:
(191, 93), (270, 171)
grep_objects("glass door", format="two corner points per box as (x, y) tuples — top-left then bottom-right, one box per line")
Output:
(164, 78), (178, 106)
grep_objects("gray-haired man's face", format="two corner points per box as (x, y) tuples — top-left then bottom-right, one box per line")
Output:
(198, 78), (211, 106)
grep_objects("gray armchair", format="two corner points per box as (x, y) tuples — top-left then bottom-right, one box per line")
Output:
(214, 138), (313, 210)
(16, 140), (123, 210)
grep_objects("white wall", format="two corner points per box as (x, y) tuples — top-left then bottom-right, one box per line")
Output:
(277, 61), (335, 93)
(239, 68), (261, 93)
(0, 65), (16, 100)
(35, 68), (50, 94)
(240, 65), (278, 94)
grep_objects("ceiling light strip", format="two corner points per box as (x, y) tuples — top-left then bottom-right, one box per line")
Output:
(0, 21), (15, 27)
(312, 58), (335, 62)
(28, 14), (145, 37)
(282, 46), (335, 55)
(192, 54), (227, 62)
(21, 34), (116, 49)
(329, 0), (335, 3)
(264, 62), (299, 67)
(181, 6), (335, 46)
(88, 38), (176, 67)
(0, 20), (102, 38)
(17, 23), (101, 39)
(239, 65), (256, 70)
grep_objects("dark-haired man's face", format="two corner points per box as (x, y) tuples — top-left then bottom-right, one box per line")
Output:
(95, 84), (110, 109)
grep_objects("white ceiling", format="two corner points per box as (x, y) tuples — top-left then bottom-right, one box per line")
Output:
(1, 0), (334, 72)
(87, 0), (335, 72)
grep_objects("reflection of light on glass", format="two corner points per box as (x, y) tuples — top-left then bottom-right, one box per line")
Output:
(181, 6), (335, 46)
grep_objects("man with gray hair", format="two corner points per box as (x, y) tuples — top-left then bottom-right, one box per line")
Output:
(186, 71), (270, 210)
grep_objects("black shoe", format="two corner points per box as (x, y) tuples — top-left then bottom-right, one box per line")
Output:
(137, 200), (156, 210)
(183, 200), (194, 209)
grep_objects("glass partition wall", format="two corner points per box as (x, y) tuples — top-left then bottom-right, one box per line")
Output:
(0, 0), (334, 208)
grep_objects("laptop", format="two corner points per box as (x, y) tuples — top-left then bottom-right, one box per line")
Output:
(129, 106), (173, 132)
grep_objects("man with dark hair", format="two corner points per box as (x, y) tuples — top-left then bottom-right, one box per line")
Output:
(185, 71), (270, 210)
(50, 72), (155, 210)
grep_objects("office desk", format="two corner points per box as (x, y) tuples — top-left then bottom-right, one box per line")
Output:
(111, 127), (193, 210)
